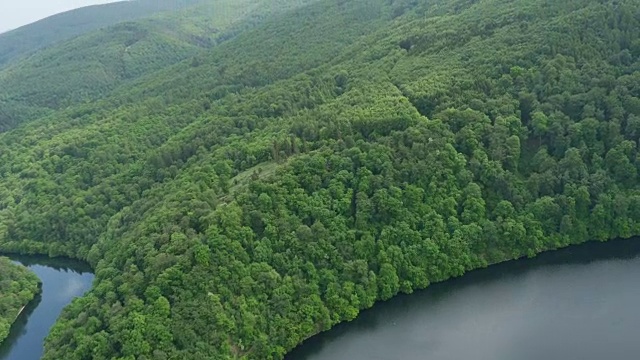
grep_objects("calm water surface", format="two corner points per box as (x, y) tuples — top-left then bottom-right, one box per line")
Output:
(288, 238), (640, 360)
(0, 255), (93, 360)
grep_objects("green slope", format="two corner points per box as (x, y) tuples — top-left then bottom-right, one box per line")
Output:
(0, 0), (637, 359)
(0, 0), (318, 131)
(0, 0), (203, 68)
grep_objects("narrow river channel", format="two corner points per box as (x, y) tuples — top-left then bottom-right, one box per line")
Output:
(0, 255), (93, 360)
(288, 238), (640, 360)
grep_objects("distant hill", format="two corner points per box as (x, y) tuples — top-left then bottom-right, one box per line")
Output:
(0, 0), (203, 68)
(0, 0), (318, 131)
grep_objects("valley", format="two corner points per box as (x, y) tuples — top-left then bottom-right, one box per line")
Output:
(0, 0), (638, 358)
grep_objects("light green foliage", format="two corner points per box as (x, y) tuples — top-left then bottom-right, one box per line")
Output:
(0, 0), (319, 131)
(0, 0), (637, 359)
(0, 0), (204, 67)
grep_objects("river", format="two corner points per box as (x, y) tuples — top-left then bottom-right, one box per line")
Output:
(1, 239), (639, 360)
(0, 255), (93, 360)
(287, 238), (640, 360)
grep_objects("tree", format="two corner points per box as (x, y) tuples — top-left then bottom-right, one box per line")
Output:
(377, 263), (400, 301)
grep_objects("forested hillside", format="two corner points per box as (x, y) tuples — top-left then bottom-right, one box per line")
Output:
(0, 0), (318, 131)
(0, 0), (637, 359)
(0, 0), (203, 67)
(0, 257), (40, 343)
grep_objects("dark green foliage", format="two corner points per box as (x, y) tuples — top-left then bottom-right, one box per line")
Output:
(0, 257), (40, 343)
(0, 0), (637, 359)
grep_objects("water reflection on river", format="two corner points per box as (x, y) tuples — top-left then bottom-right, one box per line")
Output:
(0, 255), (93, 360)
(288, 238), (640, 360)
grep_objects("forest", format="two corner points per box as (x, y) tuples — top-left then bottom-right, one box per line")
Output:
(0, 0), (638, 358)
(0, 0), (205, 68)
(0, 257), (40, 344)
(0, 0), (318, 132)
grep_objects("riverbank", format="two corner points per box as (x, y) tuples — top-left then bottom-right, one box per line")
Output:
(0, 256), (93, 360)
(0, 258), (41, 345)
(15, 306), (25, 320)
(12, 280), (43, 322)
(287, 237), (640, 359)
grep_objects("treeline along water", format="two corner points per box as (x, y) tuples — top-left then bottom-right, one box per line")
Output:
(288, 238), (640, 360)
(1, 238), (640, 360)
(0, 255), (93, 360)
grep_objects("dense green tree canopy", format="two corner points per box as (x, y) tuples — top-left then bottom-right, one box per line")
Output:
(0, 0), (637, 358)
(0, 257), (40, 343)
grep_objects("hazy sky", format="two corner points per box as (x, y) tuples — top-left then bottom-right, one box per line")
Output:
(0, 0), (121, 34)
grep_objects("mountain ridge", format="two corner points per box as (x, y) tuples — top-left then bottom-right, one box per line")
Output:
(0, 0), (205, 67)
(0, 0), (320, 132)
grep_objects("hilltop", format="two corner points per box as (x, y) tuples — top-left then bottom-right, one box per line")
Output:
(0, 0), (318, 131)
(0, 0), (203, 68)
